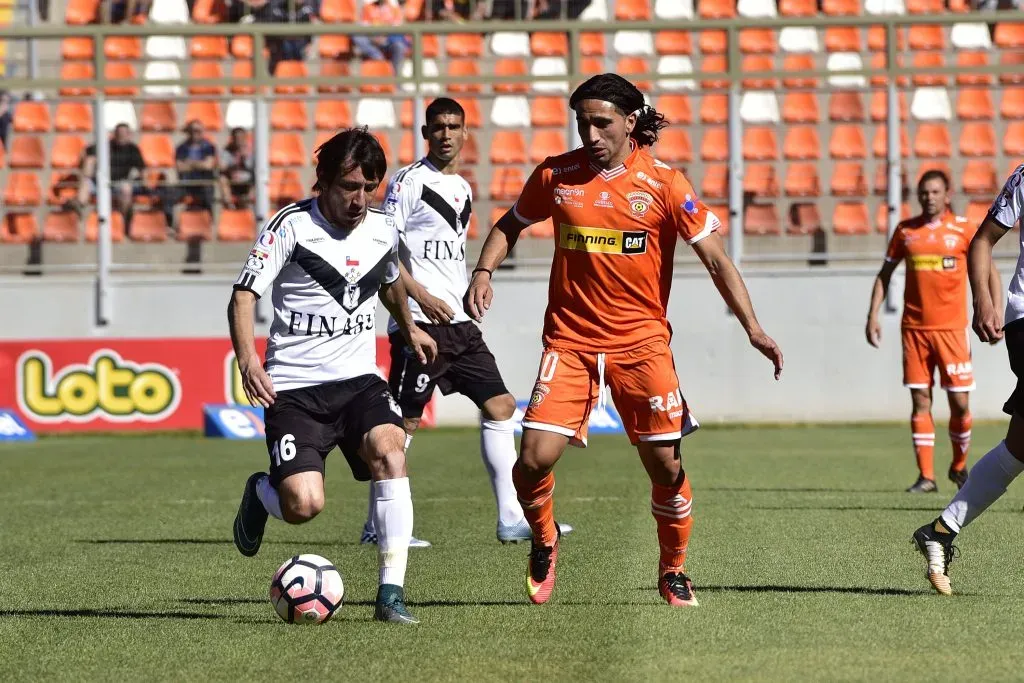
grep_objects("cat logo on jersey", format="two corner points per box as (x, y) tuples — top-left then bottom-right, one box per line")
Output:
(559, 224), (648, 255)
(627, 191), (653, 218)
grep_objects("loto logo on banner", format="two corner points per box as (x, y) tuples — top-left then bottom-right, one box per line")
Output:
(17, 349), (181, 423)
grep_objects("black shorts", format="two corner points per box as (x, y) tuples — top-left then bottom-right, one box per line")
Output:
(1004, 318), (1024, 416)
(264, 375), (404, 485)
(388, 322), (509, 419)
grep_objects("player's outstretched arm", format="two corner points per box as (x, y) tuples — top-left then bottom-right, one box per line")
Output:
(865, 260), (898, 348)
(381, 278), (438, 364)
(691, 232), (783, 380)
(398, 261), (454, 325)
(227, 289), (276, 408)
(465, 209), (528, 321)
(969, 218), (1008, 344)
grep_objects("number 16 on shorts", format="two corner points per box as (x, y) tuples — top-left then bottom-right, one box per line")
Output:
(272, 434), (296, 467)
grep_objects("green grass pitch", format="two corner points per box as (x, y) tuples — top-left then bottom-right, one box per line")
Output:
(2, 425), (1024, 681)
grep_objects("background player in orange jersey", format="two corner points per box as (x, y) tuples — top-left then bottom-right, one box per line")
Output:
(866, 170), (1002, 493)
(465, 74), (784, 608)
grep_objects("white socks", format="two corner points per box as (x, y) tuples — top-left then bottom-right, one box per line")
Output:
(373, 477), (413, 587)
(481, 418), (526, 526)
(940, 440), (1024, 533)
(256, 474), (283, 520)
(364, 434), (414, 534)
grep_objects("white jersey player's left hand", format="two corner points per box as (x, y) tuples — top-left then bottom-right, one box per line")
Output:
(407, 326), (439, 365)
(973, 298), (1005, 345)
(418, 291), (456, 325)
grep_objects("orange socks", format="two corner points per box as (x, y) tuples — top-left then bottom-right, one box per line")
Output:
(512, 461), (557, 547)
(949, 413), (972, 472)
(651, 473), (693, 574)
(911, 413), (936, 480)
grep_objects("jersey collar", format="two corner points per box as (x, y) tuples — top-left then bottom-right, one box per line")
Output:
(588, 139), (638, 182)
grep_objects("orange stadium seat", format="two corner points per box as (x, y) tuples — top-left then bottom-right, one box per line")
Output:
(398, 132), (415, 165)
(42, 211), (80, 243)
(784, 126), (821, 160)
(655, 129), (693, 163)
(1005, 122), (1024, 157)
(617, 57), (653, 91)
(833, 202), (871, 235)
(907, 0), (943, 11)
(9, 137), (44, 169)
(183, 102), (222, 131)
(872, 165), (907, 196)
(371, 133), (392, 161)
(358, 60), (394, 94)
(740, 29), (776, 54)
(701, 127), (729, 162)
(699, 55), (728, 91)
(581, 57), (605, 76)
(270, 134), (306, 167)
(956, 51), (992, 86)
(531, 32), (568, 57)
(743, 127), (778, 160)
(62, 37), (94, 60)
(84, 211), (126, 242)
(580, 32), (606, 56)
(530, 130), (567, 163)
(784, 163), (821, 196)
(104, 62), (138, 96)
(908, 25), (944, 51)
(657, 95), (692, 125)
(129, 211), (168, 242)
(1003, 89), (1024, 119)
(490, 167), (525, 201)
(4, 172), (42, 207)
(872, 126), (910, 158)
(995, 22), (1024, 49)
(962, 160), (999, 196)
(700, 94), (728, 124)
(319, 35), (351, 59)
(271, 100), (308, 131)
(779, 0), (817, 15)
(320, 0), (356, 22)
(782, 54), (818, 89)
(959, 122), (997, 157)
(55, 103), (92, 133)
(231, 61), (255, 95)
(274, 61), (311, 95)
(189, 61), (225, 95)
(655, 31), (691, 55)
(178, 210), (213, 242)
(700, 31), (727, 54)
(1000, 52), (1024, 85)
(319, 61), (351, 94)
(966, 201), (990, 228)
(867, 26), (905, 51)
(788, 203), (823, 235)
(616, 0), (652, 20)
(490, 131), (527, 164)
(421, 34), (440, 59)
(744, 205), (781, 235)
(138, 135), (175, 168)
(825, 28), (861, 52)
(1, 213), (38, 243)
(13, 102), (50, 133)
(743, 164), (778, 197)
(783, 93), (820, 124)
(830, 125), (868, 159)
(141, 101), (177, 132)
(191, 36), (228, 60)
(398, 100), (414, 129)
(823, 0), (859, 14)
(913, 124), (952, 158)
(105, 37), (142, 60)
(65, 0), (99, 24)
(48, 171), (78, 206)
(911, 52), (947, 87)
(192, 0), (228, 23)
(269, 169), (305, 206)
(230, 35), (253, 59)
(60, 62), (96, 97)
(493, 58), (529, 93)
(217, 208), (256, 241)
(50, 136), (85, 169)
(446, 34), (484, 58)
(447, 60), (481, 94)
(314, 99), (352, 130)
(870, 52), (908, 87)
(462, 136), (480, 164)
(741, 55), (777, 89)
(829, 92), (865, 122)
(531, 96), (567, 127)
(701, 164), (728, 199)
(831, 162), (868, 196)
(870, 90), (908, 122)
(915, 161), (952, 184)
(461, 99), (482, 128)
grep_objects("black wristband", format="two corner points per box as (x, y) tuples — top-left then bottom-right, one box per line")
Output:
(471, 268), (493, 278)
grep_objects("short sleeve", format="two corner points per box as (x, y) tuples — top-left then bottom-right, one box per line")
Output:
(884, 228), (905, 262)
(668, 170), (719, 244)
(990, 164), (1024, 230)
(233, 207), (298, 297)
(174, 143), (188, 161)
(383, 172), (419, 236)
(511, 162), (554, 225)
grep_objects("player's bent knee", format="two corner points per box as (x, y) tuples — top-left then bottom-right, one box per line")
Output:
(482, 393), (517, 422)
(279, 489), (324, 524)
(362, 424), (409, 480)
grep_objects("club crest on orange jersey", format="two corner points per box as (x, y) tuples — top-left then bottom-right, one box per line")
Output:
(627, 191), (653, 218)
(530, 383), (550, 406)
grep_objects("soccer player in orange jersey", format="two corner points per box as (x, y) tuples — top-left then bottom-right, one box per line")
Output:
(465, 74), (784, 608)
(866, 170), (1002, 493)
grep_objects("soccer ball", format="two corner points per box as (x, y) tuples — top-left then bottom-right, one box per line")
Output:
(269, 554), (345, 624)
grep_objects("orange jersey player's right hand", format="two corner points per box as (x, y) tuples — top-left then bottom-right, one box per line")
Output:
(866, 317), (882, 348)
(464, 270), (493, 322)
(749, 329), (784, 380)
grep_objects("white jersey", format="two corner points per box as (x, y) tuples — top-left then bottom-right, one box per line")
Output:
(990, 164), (1024, 325)
(383, 158), (473, 333)
(233, 197), (400, 391)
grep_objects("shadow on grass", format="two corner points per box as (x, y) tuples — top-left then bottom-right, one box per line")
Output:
(705, 486), (901, 494)
(748, 505), (1023, 513)
(181, 597), (264, 606)
(78, 539), (359, 547)
(695, 584), (927, 596)
(0, 608), (226, 620)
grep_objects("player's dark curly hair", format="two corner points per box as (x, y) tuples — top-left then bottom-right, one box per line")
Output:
(313, 126), (387, 192)
(568, 73), (668, 147)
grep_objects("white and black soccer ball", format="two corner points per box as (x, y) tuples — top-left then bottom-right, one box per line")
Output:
(269, 554), (344, 624)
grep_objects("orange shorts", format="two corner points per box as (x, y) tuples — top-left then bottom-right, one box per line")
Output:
(902, 328), (975, 392)
(522, 339), (698, 446)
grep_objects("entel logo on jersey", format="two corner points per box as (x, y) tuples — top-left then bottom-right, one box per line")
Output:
(627, 191), (653, 218)
(551, 163), (580, 176)
(636, 171), (663, 190)
(17, 350), (181, 423)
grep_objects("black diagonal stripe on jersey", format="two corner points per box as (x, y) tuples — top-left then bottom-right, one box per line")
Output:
(420, 184), (462, 234)
(460, 196), (472, 231)
(266, 198), (312, 236)
(292, 244), (394, 314)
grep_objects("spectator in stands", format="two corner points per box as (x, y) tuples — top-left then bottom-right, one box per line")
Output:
(174, 119), (218, 212)
(429, 0), (486, 20)
(219, 127), (255, 209)
(0, 90), (11, 150)
(230, 0), (320, 73)
(109, 0), (151, 22)
(353, 0), (409, 76)
(533, 0), (591, 19)
(72, 123), (145, 223)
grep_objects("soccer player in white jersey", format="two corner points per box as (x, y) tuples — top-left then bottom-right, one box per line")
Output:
(913, 164), (1024, 596)
(358, 97), (572, 546)
(229, 128), (437, 624)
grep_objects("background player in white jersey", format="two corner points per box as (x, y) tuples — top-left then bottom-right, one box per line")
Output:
(913, 164), (1024, 596)
(229, 128), (437, 624)
(358, 97), (571, 546)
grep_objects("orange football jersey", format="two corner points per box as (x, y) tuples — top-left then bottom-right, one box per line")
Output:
(512, 142), (720, 352)
(885, 210), (976, 330)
